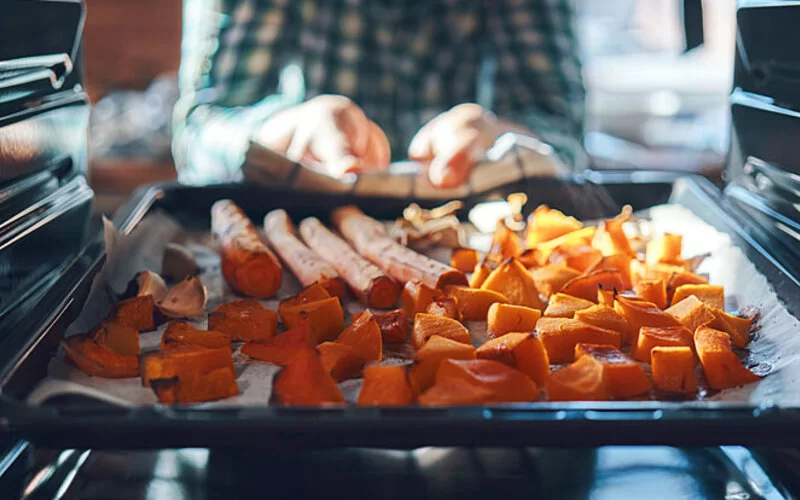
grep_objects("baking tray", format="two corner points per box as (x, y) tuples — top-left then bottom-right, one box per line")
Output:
(3, 171), (800, 449)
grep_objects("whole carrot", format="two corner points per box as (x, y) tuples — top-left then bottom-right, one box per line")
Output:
(211, 200), (282, 298)
(299, 217), (400, 308)
(263, 209), (347, 299)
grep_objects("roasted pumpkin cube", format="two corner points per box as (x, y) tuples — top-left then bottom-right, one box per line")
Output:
(62, 335), (140, 378)
(151, 366), (239, 404)
(613, 295), (681, 350)
(597, 288), (616, 307)
(412, 313), (471, 349)
(208, 299), (278, 341)
(371, 309), (410, 344)
(651, 346), (696, 393)
(546, 355), (608, 401)
(573, 305), (631, 339)
(358, 365), (414, 406)
(480, 258), (545, 309)
(575, 343), (651, 398)
(161, 321), (231, 350)
(666, 295), (716, 333)
(241, 320), (315, 365)
(401, 279), (438, 319)
(469, 262), (493, 288)
(279, 296), (344, 344)
(591, 206), (634, 257)
(336, 309), (382, 362)
(671, 284), (725, 310)
(278, 282), (330, 319)
(634, 280), (667, 310)
(486, 220), (523, 264)
(560, 270), (625, 303)
(450, 248), (481, 273)
(410, 335), (477, 394)
(436, 358), (538, 403)
(544, 293), (594, 318)
(444, 285), (508, 321)
(487, 302), (542, 338)
(140, 344), (236, 388)
(419, 378), (495, 406)
(666, 271), (708, 304)
(536, 317), (622, 364)
(708, 308), (752, 348)
(525, 205), (583, 246)
(646, 233), (683, 266)
(587, 254), (634, 290)
(548, 245), (603, 273)
(530, 264), (582, 298)
(476, 332), (550, 386)
(111, 295), (155, 331)
(634, 325), (694, 363)
(90, 321), (140, 356)
(273, 347), (344, 406)
(694, 325), (760, 390)
(318, 342), (363, 382)
(426, 295), (462, 321)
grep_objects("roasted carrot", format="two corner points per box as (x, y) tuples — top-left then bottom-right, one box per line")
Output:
(298, 217), (400, 308)
(211, 200), (282, 298)
(263, 210), (347, 298)
(331, 206), (467, 289)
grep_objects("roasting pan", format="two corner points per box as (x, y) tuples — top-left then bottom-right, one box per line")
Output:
(2, 171), (800, 449)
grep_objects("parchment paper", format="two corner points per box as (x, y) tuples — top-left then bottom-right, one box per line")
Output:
(26, 205), (800, 407)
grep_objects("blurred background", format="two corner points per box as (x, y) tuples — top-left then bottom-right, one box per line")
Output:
(85, 0), (736, 213)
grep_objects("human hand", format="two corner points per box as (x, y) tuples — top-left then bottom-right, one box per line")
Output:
(256, 95), (390, 178)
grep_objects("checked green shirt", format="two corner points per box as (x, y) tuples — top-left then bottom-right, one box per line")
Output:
(173, 0), (586, 185)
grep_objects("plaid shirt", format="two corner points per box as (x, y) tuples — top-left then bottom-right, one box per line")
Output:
(173, 0), (586, 185)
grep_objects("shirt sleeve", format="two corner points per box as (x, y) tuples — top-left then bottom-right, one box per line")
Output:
(172, 0), (303, 184)
(485, 0), (588, 170)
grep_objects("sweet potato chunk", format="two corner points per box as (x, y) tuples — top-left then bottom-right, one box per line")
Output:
(357, 365), (414, 406)
(666, 271), (708, 304)
(208, 299), (278, 341)
(450, 248), (480, 273)
(666, 295), (716, 333)
(469, 262), (493, 288)
(90, 321), (140, 356)
(273, 347), (344, 406)
(140, 345), (236, 389)
(436, 359), (538, 403)
(336, 309), (382, 362)
(371, 309), (409, 344)
(480, 258), (544, 309)
(651, 346), (696, 393)
(573, 305), (631, 339)
(279, 296), (344, 344)
(546, 355), (608, 401)
(62, 335), (140, 378)
(426, 295), (462, 321)
(597, 288), (615, 307)
(560, 270), (625, 303)
(646, 233), (683, 266)
(536, 317), (622, 364)
(694, 325), (760, 390)
(412, 313), (471, 349)
(613, 295), (681, 349)
(530, 264), (582, 298)
(419, 378), (495, 406)
(671, 284), (725, 310)
(487, 303), (542, 338)
(241, 320), (315, 365)
(278, 282), (330, 319)
(634, 325), (694, 363)
(587, 254), (633, 290)
(634, 280), (667, 310)
(708, 308), (752, 348)
(486, 221), (523, 265)
(525, 205), (583, 246)
(548, 245), (603, 273)
(543, 293), (594, 319)
(161, 321), (231, 350)
(318, 342), (363, 382)
(443, 285), (508, 321)
(410, 335), (477, 394)
(592, 206), (634, 257)
(476, 332), (550, 386)
(111, 295), (155, 331)
(575, 343), (651, 398)
(401, 279), (437, 319)
(151, 366), (239, 404)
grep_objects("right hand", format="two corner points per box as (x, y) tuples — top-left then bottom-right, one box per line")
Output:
(255, 95), (390, 178)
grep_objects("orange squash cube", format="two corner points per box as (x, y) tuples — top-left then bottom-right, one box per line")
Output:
(536, 317), (622, 364)
(241, 320), (315, 366)
(708, 308), (752, 348)
(469, 262), (493, 288)
(666, 272), (708, 304)
(613, 295), (681, 350)
(90, 321), (141, 356)
(412, 313), (471, 349)
(62, 335), (140, 378)
(486, 220), (523, 265)
(476, 332), (550, 386)
(436, 359), (538, 403)
(574, 343), (651, 398)
(426, 295), (462, 321)
(450, 248), (481, 273)
(401, 279), (437, 319)
(160, 321), (231, 351)
(410, 335), (477, 394)
(487, 303), (542, 338)
(651, 346), (696, 393)
(597, 288), (616, 307)
(548, 245), (603, 273)
(419, 378), (495, 406)
(592, 207), (634, 257)
(587, 254), (633, 290)
(694, 325), (760, 390)
(546, 355), (608, 401)
(666, 295), (716, 333)
(525, 205), (583, 246)
(634, 280), (667, 309)
(273, 347), (344, 406)
(151, 365), (239, 404)
(573, 305), (631, 339)
(111, 295), (155, 331)
(646, 233), (683, 266)
(544, 293), (594, 318)
(208, 299), (278, 341)
(560, 270), (625, 303)
(318, 342), (363, 382)
(357, 365), (414, 406)
(370, 309), (410, 344)
(671, 284), (725, 310)
(336, 309), (382, 362)
(530, 264), (582, 298)
(634, 325), (694, 362)
(480, 258), (545, 310)
(278, 282), (330, 318)
(444, 285), (508, 321)
(140, 344), (236, 389)
(279, 296), (344, 344)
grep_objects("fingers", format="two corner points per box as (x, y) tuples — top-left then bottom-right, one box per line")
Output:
(360, 121), (391, 171)
(427, 128), (480, 189)
(408, 115), (439, 162)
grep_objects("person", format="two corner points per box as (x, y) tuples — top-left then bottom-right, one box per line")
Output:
(173, 0), (585, 189)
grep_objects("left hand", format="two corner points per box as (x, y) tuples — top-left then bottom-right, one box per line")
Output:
(408, 103), (520, 188)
